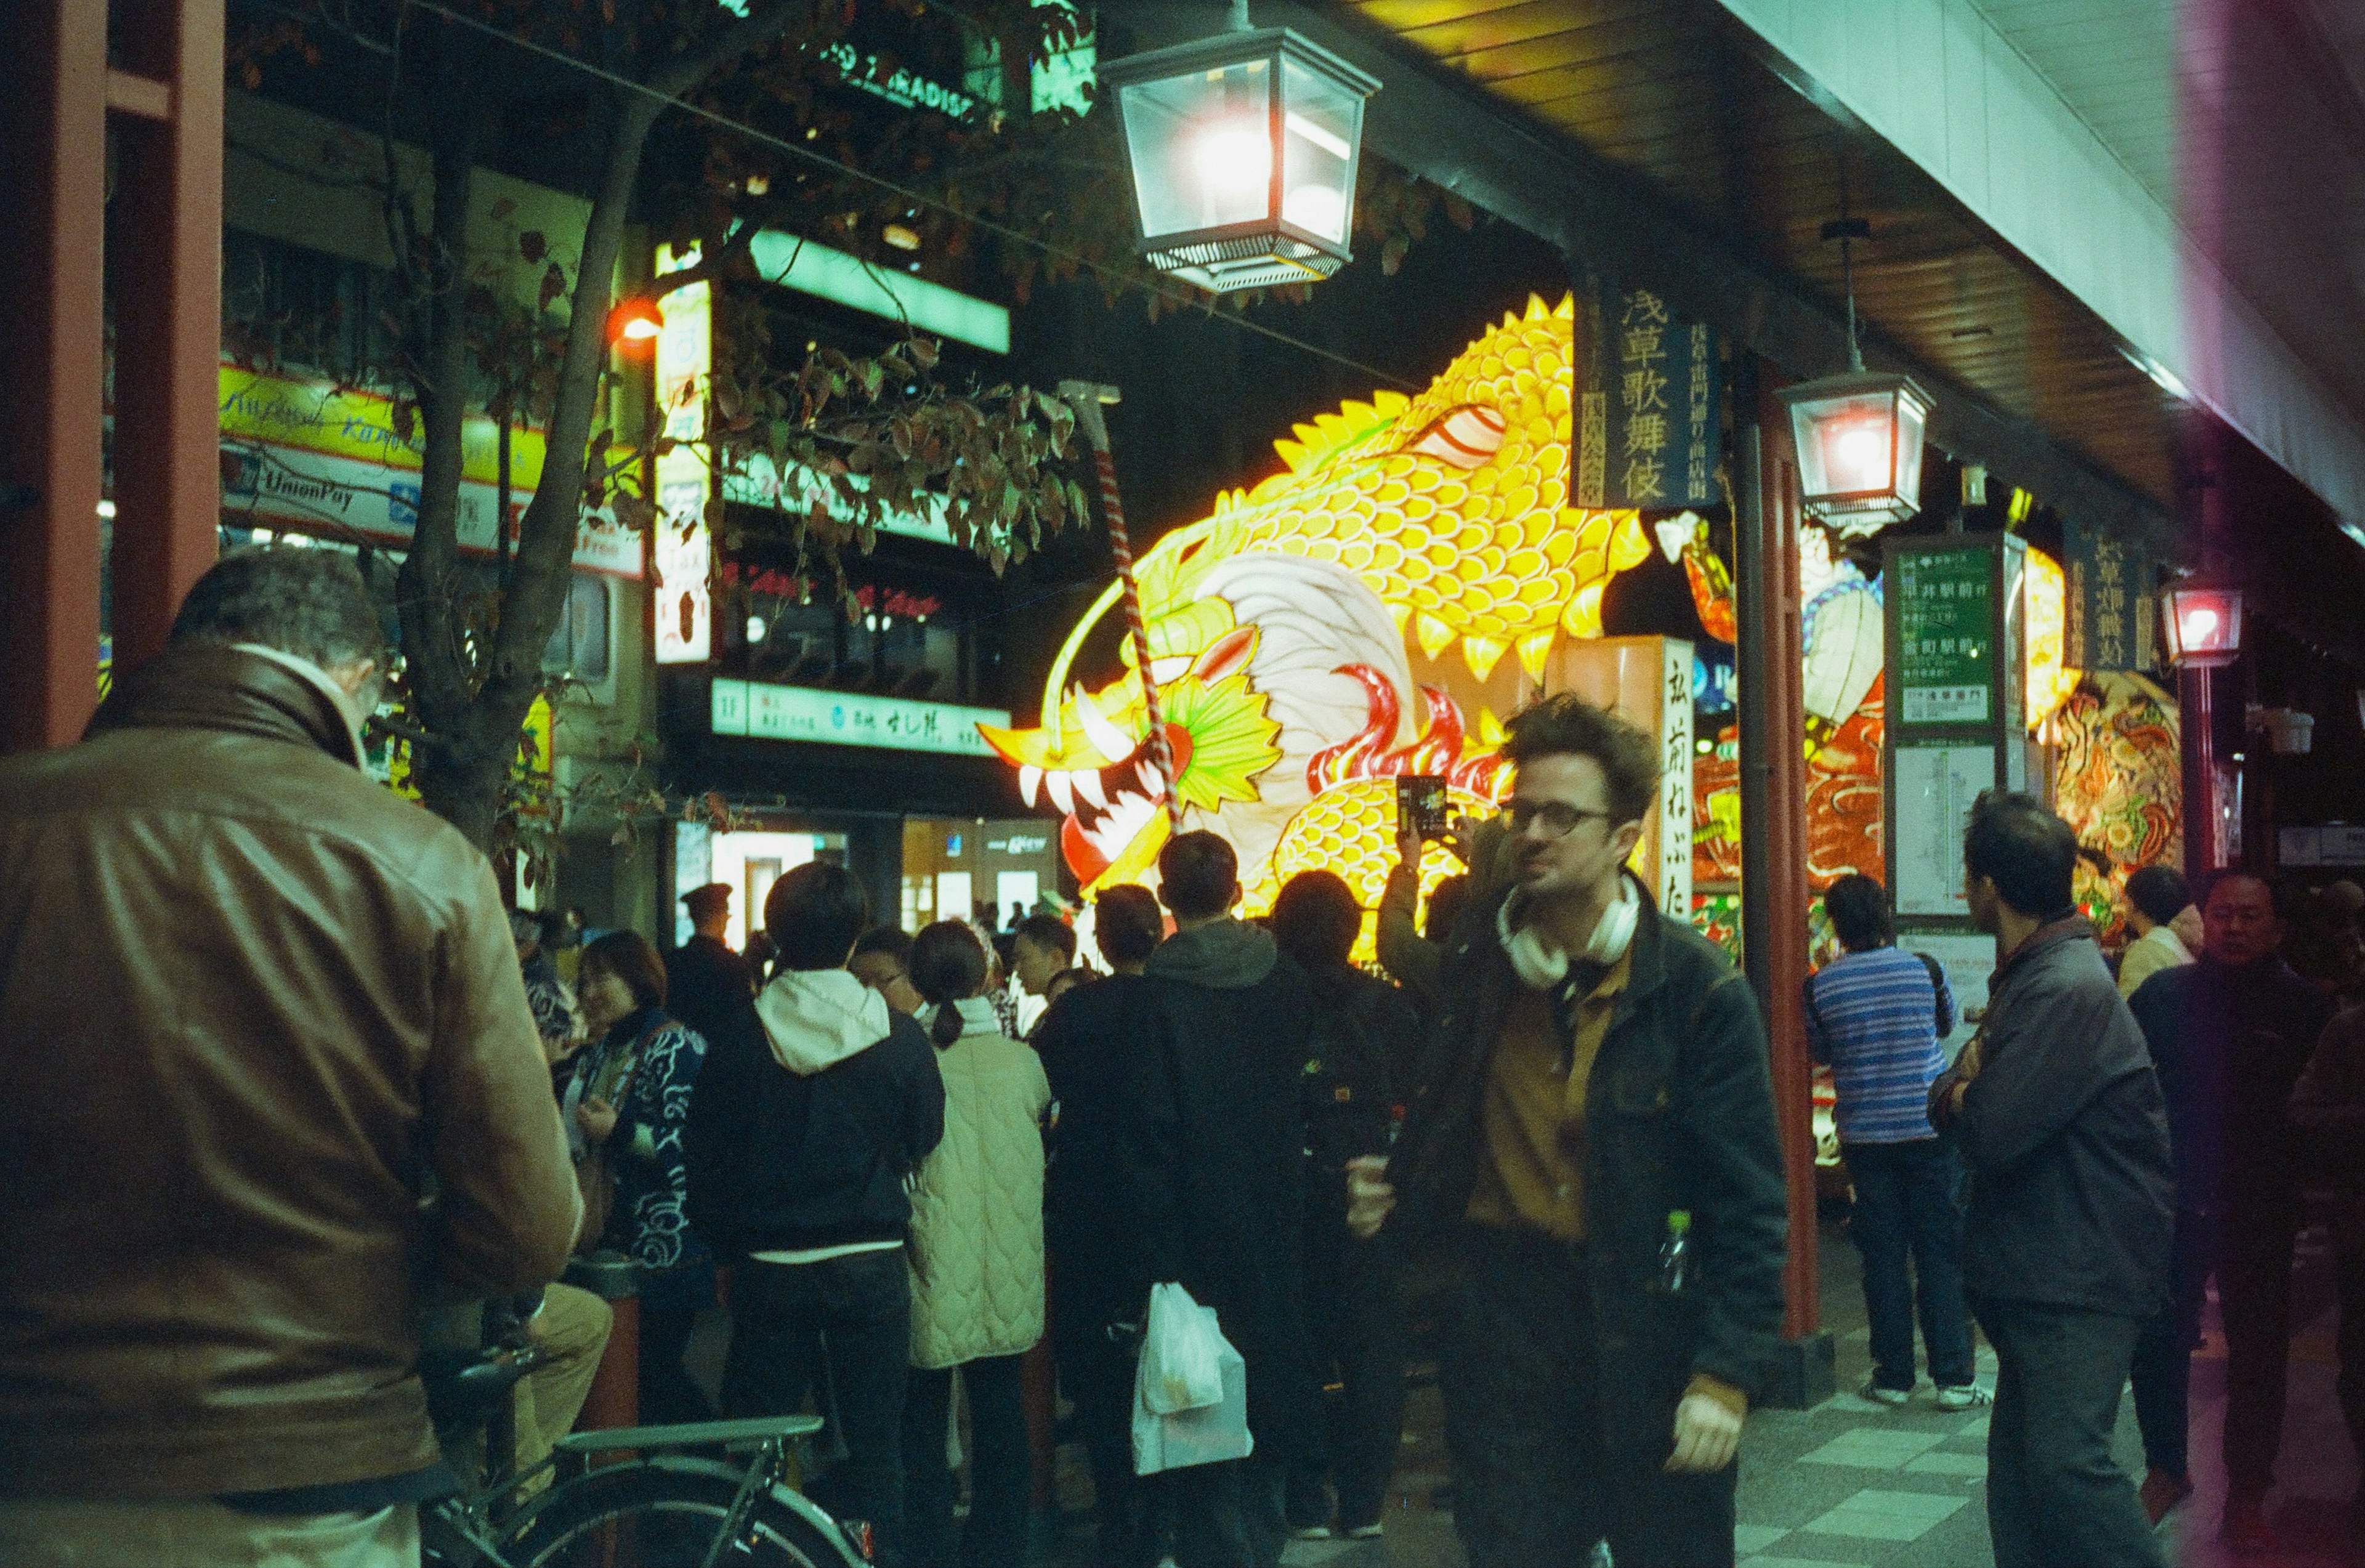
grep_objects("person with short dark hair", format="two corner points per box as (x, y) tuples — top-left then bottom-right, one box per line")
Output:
(562, 929), (716, 1427)
(686, 863), (945, 1559)
(1092, 884), (1165, 976)
(1354, 694), (1788, 1568)
(0, 546), (579, 1564)
(1269, 872), (1418, 1542)
(1011, 913), (1077, 1001)
(851, 926), (926, 1017)
(898, 922), (1052, 1568)
(1086, 831), (1320, 1566)
(2118, 864), (2195, 1000)
(669, 881), (754, 1048)
(1805, 876), (1978, 1410)
(1929, 792), (2173, 1568)
(2125, 869), (2335, 1542)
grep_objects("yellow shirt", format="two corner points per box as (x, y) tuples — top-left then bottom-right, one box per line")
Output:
(1467, 948), (1633, 1240)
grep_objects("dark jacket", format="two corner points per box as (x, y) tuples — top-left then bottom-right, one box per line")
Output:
(1930, 919), (2173, 1315)
(668, 934), (754, 1050)
(2128, 953), (2334, 1210)
(1300, 963), (1420, 1205)
(1388, 871), (1789, 1438)
(685, 968), (944, 1256)
(1114, 918), (1320, 1462)
(0, 645), (579, 1498)
(1036, 972), (1155, 1350)
(565, 1006), (709, 1269)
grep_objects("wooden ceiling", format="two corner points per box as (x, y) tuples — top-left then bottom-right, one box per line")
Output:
(1338, 0), (2186, 510)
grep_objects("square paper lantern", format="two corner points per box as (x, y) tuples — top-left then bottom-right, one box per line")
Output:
(2159, 583), (2242, 669)
(1777, 370), (1934, 535)
(1102, 28), (1380, 294)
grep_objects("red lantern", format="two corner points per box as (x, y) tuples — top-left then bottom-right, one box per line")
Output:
(2158, 583), (2242, 668)
(605, 297), (664, 349)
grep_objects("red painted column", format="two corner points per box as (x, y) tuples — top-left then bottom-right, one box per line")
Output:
(0, 0), (108, 753)
(1762, 447), (1819, 1343)
(107, 0), (226, 676)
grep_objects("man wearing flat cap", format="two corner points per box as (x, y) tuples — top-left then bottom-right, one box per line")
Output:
(669, 883), (755, 1048)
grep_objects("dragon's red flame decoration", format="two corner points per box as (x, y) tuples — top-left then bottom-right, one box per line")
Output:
(1306, 665), (1512, 801)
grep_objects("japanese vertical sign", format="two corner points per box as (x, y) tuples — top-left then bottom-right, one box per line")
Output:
(2063, 516), (2151, 673)
(1574, 285), (1721, 509)
(1656, 636), (1695, 920)
(653, 244), (713, 664)
(1895, 546), (1995, 725)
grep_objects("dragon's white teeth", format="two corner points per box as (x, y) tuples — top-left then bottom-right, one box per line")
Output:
(1018, 765), (1044, 807)
(1075, 684), (1138, 764)
(1073, 768), (1109, 811)
(1137, 760), (1161, 796)
(1045, 769), (1078, 817)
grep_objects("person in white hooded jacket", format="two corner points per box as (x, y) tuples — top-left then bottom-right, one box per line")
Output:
(899, 921), (1053, 1568)
(685, 863), (944, 1566)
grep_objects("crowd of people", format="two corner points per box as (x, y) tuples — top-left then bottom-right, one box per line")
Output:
(7, 545), (2365, 1568)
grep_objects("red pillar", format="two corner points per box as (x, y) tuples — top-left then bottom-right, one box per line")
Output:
(1762, 446), (1819, 1345)
(0, 0), (108, 753)
(108, 0), (225, 674)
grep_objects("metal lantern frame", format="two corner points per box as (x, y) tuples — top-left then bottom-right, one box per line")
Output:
(1100, 27), (1381, 294)
(2159, 581), (2244, 669)
(1776, 370), (1936, 535)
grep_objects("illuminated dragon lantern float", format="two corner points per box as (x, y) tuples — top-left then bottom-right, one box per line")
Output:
(980, 295), (1653, 948)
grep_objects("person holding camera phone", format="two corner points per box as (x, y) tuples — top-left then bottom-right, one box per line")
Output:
(1348, 695), (1787, 1568)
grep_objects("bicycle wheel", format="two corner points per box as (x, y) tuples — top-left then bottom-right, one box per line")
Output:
(500, 1455), (859, 1567)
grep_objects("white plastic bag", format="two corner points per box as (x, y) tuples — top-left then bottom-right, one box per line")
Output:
(1136, 1282), (1224, 1415)
(1132, 1288), (1253, 1475)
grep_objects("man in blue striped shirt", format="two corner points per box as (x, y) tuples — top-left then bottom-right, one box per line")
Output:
(1806, 875), (1985, 1409)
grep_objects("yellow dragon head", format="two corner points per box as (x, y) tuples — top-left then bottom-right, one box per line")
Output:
(982, 294), (1652, 894)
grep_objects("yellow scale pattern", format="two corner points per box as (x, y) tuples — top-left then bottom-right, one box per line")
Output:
(1242, 780), (1494, 963)
(1176, 293), (1651, 682)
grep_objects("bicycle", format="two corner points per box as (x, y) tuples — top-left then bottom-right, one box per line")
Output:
(418, 1341), (870, 1567)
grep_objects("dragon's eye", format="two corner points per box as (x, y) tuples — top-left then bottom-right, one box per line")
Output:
(1401, 405), (1508, 469)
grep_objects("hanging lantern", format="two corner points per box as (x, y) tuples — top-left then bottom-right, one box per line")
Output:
(605, 296), (664, 347)
(1777, 371), (1934, 535)
(2159, 583), (2243, 668)
(1101, 20), (1380, 294)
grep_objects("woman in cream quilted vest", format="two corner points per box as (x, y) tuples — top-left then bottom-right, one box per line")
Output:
(901, 920), (1054, 1568)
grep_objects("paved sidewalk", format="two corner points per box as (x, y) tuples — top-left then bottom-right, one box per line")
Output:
(694, 1213), (2365, 1566)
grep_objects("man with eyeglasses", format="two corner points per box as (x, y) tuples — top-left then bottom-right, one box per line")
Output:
(1347, 693), (1787, 1568)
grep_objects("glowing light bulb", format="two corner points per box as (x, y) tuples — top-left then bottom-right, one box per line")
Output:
(747, 616), (767, 644)
(1834, 425), (1885, 488)
(1195, 122), (1271, 198)
(2183, 608), (2219, 644)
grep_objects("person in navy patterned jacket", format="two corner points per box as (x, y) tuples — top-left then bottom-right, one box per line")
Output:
(567, 929), (717, 1425)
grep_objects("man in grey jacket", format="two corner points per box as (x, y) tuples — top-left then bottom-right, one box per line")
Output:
(1929, 792), (2175, 1568)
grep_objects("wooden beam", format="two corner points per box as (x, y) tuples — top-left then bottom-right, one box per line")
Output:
(0, 0), (108, 752)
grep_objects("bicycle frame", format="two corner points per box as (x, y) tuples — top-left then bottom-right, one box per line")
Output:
(425, 1412), (854, 1568)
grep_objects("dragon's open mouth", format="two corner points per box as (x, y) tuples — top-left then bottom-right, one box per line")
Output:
(1019, 728), (1194, 886)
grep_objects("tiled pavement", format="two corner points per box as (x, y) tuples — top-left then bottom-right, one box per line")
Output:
(690, 1213), (2365, 1566)
(1037, 1216), (2365, 1567)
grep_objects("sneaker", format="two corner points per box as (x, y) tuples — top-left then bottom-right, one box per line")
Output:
(1343, 1522), (1385, 1540)
(2140, 1467), (2194, 1526)
(1292, 1525), (1334, 1540)
(1933, 1383), (1992, 1411)
(2221, 1492), (2276, 1552)
(1861, 1381), (1912, 1407)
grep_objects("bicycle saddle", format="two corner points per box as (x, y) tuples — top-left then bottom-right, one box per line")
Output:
(420, 1345), (540, 1433)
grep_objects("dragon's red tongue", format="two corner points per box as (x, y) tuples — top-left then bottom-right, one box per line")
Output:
(1061, 815), (1109, 886)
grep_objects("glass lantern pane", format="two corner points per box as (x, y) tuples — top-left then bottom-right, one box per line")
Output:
(1117, 59), (1275, 242)
(1279, 56), (1359, 244)
(1891, 392), (1930, 509)
(1791, 390), (1899, 501)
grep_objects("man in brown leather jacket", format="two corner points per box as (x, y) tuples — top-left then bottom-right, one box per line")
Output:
(0, 548), (581, 1566)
